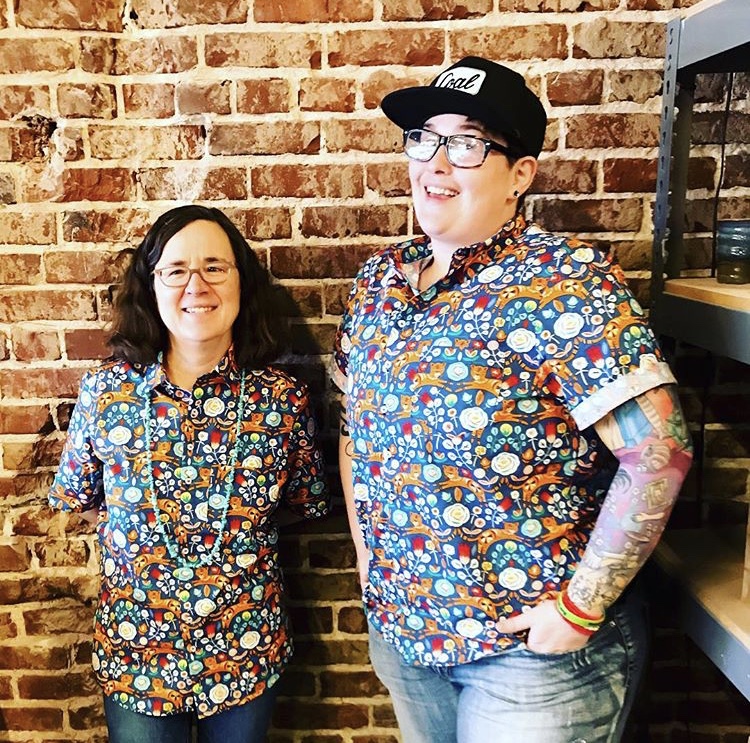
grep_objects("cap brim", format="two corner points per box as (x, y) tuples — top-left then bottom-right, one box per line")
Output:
(381, 86), (517, 139)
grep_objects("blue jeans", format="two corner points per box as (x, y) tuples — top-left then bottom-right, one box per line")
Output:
(103, 685), (279, 743)
(368, 585), (648, 743)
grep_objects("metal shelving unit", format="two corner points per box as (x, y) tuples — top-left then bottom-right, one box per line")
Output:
(650, 0), (750, 365)
(649, 0), (750, 702)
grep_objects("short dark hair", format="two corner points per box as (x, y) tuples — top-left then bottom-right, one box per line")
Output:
(108, 205), (284, 369)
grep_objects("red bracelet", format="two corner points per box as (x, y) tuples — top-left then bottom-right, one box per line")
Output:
(556, 611), (597, 636)
(560, 590), (605, 622)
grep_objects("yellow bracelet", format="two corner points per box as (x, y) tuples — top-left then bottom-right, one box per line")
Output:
(555, 592), (605, 632)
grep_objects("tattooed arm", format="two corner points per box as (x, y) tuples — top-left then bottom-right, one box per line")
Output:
(338, 393), (369, 591)
(567, 383), (693, 614)
(498, 383), (693, 652)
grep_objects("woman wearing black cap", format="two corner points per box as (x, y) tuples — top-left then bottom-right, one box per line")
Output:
(332, 57), (692, 742)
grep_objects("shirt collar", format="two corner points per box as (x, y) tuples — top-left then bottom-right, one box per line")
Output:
(141, 346), (241, 392)
(393, 212), (528, 269)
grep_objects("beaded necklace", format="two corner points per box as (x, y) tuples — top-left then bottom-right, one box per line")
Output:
(141, 369), (246, 581)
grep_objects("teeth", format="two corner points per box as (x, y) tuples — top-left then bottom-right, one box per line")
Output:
(426, 186), (458, 197)
(183, 307), (215, 313)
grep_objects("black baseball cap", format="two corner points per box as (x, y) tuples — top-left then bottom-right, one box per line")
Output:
(381, 56), (547, 158)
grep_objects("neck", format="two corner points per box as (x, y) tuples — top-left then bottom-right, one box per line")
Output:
(164, 341), (230, 390)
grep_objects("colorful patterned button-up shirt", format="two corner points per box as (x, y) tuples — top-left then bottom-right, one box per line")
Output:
(331, 214), (675, 667)
(49, 353), (329, 718)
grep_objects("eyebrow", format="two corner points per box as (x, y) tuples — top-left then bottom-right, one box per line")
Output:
(423, 120), (489, 136)
(156, 257), (232, 267)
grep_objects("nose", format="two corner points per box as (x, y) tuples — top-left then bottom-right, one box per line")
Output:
(184, 268), (210, 291)
(427, 141), (452, 172)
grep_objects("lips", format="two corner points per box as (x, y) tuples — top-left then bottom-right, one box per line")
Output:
(425, 185), (458, 197)
(182, 306), (216, 314)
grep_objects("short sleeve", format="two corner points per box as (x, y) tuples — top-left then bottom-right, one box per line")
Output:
(281, 384), (330, 519)
(48, 369), (105, 513)
(537, 246), (676, 431)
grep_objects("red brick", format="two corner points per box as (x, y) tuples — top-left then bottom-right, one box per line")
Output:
(57, 83), (116, 118)
(272, 244), (376, 280)
(0, 613), (18, 641)
(79, 36), (115, 74)
(0, 171), (14, 203)
(24, 604), (94, 636)
(547, 70), (604, 106)
(45, 249), (130, 283)
(533, 197), (643, 232)
(113, 36), (198, 74)
(289, 322), (337, 356)
(0, 368), (84, 399)
(130, 0), (249, 27)
(11, 327), (61, 362)
(225, 208), (292, 240)
(89, 125), (204, 160)
(573, 20), (665, 58)
(301, 206), (408, 239)
(337, 605), (368, 634)
(0, 85), (51, 120)
(500, 0), (618, 8)
(123, 83), (175, 118)
(140, 166), (247, 201)
(602, 158), (657, 193)
(0, 404), (52, 434)
(0, 643), (70, 670)
(17, 670), (98, 699)
(3, 438), (63, 469)
(383, 0), (491, 19)
(273, 700), (368, 730)
(211, 122), (319, 156)
(64, 328), (110, 361)
(61, 208), (151, 243)
(451, 25), (567, 60)
(0, 707), (64, 731)
(566, 114), (660, 148)
(34, 539), (90, 568)
(237, 79), (292, 114)
(0, 209), (56, 245)
(0, 39), (75, 73)
(21, 167), (134, 204)
(607, 69), (663, 103)
(0, 253), (43, 284)
(278, 284), (324, 319)
(0, 289), (97, 323)
(0, 544), (31, 572)
(206, 32), (322, 69)
(254, 0), (373, 22)
(177, 81), (231, 115)
(16, 0), (123, 30)
(320, 670), (386, 698)
(323, 282), (353, 316)
(300, 77), (356, 113)
(725, 154), (750, 188)
(276, 669), (317, 697)
(362, 70), (427, 110)
(69, 700), (106, 731)
(533, 158), (596, 194)
(324, 119), (402, 154)
(253, 164), (363, 199)
(329, 29), (444, 67)
(606, 240), (652, 271)
(366, 162), (410, 197)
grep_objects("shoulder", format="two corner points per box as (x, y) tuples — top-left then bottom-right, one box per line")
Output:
(520, 223), (614, 275)
(249, 366), (311, 401)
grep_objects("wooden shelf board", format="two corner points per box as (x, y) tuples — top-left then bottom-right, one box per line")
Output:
(663, 278), (750, 313)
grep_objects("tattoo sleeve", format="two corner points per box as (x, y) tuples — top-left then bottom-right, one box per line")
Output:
(338, 393), (350, 438)
(567, 384), (693, 614)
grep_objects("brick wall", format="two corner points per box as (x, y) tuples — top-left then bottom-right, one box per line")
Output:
(1, 1), (749, 741)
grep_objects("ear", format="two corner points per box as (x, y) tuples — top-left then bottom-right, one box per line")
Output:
(510, 156), (538, 199)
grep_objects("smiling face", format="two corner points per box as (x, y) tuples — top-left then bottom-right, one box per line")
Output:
(408, 113), (536, 257)
(152, 219), (240, 359)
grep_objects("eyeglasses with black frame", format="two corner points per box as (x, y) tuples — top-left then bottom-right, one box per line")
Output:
(152, 261), (237, 288)
(403, 128), (518, 168)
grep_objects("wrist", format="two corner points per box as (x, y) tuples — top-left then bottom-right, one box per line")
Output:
(555, 590), (605, 635)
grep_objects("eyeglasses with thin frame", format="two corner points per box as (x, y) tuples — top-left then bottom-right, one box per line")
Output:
(152, 261), (237, 288)
(403, 128), (518, 168)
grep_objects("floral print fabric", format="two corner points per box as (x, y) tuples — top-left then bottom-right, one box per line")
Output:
(331, 214), (674, 667)
(49, 354), (329, 717)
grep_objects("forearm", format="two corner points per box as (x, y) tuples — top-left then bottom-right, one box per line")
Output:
(568, 384), (693, 615)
